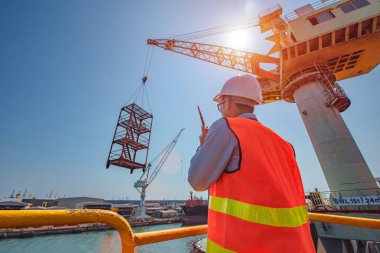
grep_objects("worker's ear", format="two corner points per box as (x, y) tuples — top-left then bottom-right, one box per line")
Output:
(229, 99), (237, 111)
(226, 97), (233, 110)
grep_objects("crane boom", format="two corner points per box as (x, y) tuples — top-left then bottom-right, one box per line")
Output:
(133, 128), (185, 218)
(147, 39), (282, 103)
(147, 39), (279, 81)
(147, 128), (185, 185)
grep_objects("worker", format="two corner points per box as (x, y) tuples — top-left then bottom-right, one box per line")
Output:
(188, 75), (315, 252)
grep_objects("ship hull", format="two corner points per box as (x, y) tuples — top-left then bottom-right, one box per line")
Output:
(181, 205), (208, 225)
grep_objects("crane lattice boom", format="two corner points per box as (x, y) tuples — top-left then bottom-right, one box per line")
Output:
(133, 128), (184, 218)
(147, 39), (279, 81)
(147, 39), (282, 103)
(147, 128), (185, 185)
(148, 39), (253, 74)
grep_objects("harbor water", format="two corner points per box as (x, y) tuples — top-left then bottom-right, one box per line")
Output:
(0, 223), (206, 253)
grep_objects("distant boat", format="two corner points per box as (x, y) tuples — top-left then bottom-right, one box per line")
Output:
(181, 191), (208, 226)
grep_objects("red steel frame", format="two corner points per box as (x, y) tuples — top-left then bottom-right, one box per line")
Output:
(106, 103), (153, 173)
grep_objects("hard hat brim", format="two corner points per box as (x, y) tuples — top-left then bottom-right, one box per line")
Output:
(214, 93), (261, 106)
(213, 94), (223, 103)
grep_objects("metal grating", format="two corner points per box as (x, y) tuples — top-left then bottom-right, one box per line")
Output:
(327, 50), (364, 73)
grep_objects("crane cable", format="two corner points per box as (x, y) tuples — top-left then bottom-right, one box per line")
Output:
(168, 17), (259, 41)
(128, 17), (259, 107)
(128, 17), (259, 106)
(140, 46), (154, 113)
(125, 46), (155, 114)
(143, 46), (155, 76)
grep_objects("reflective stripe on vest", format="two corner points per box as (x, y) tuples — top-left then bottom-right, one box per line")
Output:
(209, 196), (307, 228)
(207, 238), (236, 253)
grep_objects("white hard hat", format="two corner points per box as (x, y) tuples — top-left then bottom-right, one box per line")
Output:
(213, 75), (262, 105)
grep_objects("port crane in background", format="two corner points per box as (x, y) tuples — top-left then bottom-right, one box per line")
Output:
(133, 128), (185, 218)
(148, 1), (380, 251)
(22, 189), (28, 198)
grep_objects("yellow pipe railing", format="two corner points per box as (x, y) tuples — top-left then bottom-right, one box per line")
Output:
(134, 225), (207, 246)
(0, 210), (207, 253)
(0, 210), (379, 253)
(307, 213), (380, 229)
(0, 210), (135, 252)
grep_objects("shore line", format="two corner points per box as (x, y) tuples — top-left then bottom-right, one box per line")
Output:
(0, 217), (182, 239)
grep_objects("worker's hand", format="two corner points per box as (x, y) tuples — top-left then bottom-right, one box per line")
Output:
(199, 124), (208, 145)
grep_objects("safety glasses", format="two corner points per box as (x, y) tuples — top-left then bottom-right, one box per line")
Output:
(217, 101), (226, 112)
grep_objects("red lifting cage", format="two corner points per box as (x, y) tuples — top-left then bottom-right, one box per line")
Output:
(106, 103), (153, 173)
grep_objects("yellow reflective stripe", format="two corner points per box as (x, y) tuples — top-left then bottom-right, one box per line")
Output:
(209, 196), (307, 228)
(207, 238), (236, 253)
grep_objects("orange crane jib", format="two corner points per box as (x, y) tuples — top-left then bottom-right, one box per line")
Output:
(147, 39), (279, 81)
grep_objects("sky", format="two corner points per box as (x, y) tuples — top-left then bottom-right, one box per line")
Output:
(0, 0), (379, 201)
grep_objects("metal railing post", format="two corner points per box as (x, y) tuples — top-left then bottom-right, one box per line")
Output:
(0, 210), (136, 253)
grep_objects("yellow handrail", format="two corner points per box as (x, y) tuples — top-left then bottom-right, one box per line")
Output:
(0, 210), (206, 253)
(0, 210), (379, 253)
(0, 210), (135, 252)
(134, 225), (207, 246)
(308, 213), (380, 229)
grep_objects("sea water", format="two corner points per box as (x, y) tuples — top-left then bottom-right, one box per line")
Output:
(0, 223), (206, 253)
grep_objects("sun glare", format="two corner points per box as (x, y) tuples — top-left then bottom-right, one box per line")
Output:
(226, 29), (250, 49)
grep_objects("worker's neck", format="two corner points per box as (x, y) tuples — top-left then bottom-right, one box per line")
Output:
(225, 110), (247, 118)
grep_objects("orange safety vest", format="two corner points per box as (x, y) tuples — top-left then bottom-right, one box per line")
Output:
(207, 118), (315, 253)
